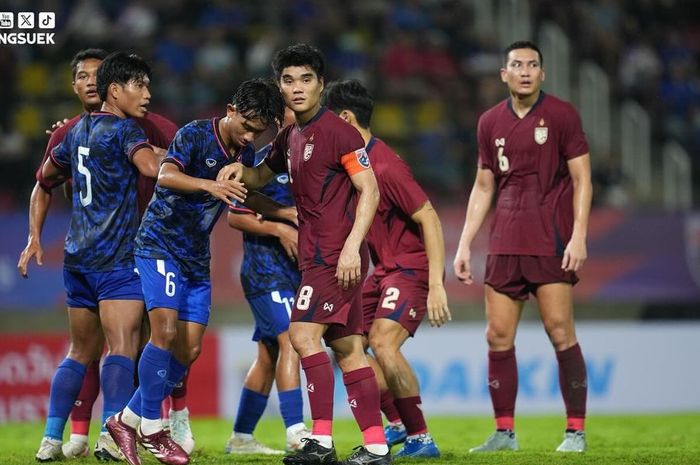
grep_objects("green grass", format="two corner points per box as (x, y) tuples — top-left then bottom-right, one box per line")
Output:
(1, 414), (699, 464)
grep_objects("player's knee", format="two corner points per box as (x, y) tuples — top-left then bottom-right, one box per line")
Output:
(289, 331), (315, 356)
(545, 321), (575, 348)
(187, 344), (202, 364)
(485, 324), (515, 349)
(368, 335), (399, 363)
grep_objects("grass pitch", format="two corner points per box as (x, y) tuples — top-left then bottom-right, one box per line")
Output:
(1, 414), (698, 464)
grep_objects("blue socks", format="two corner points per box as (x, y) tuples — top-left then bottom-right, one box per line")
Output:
(100, 355), (135, 428)
(135, 343), (172, 420)
(164, 357), (188, 398)
(279, 388), (304, 428)
(233, 388), (268, 434)
(44, 358), (86, 440)
(126, 346), (189, 420)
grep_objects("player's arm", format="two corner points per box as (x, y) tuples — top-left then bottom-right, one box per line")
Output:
(243, 191), (298, 226)
(411, 201), (451, 327)
(227, 209), (298, 261)
(562, 153), (592, 272)
(132, 146), (165, 179)
(216, 162), (276, 190)
(453, 167), (495, 284)
(337, 168), (380, 289)
(157, 162), (248, 205)
(41, 154), (69, 186)
(17, 182), (53, 278)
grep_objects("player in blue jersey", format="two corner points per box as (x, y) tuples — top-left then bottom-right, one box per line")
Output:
(106, 78), (288, 465)
(35, 52), (164, 462)
(224, 108), (311, 455)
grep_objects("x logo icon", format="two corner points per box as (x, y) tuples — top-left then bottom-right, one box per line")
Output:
(20, 13), (31, 26)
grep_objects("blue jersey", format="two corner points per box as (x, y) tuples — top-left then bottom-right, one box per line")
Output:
(50, 111), (150, 272)
(135, 118), (242, 280)
(231, 144), (300, 297)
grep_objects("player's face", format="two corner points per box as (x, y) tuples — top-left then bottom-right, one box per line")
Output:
(226, 104), (268, 148)
(501, 48), (545, 98)
(72, 58), (102, 110)
(114, 76), (151, 118)
(278, 65), (324, 119)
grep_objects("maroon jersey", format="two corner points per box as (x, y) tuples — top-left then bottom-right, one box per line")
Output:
(365, 137), (429, 275)
(477, 92), (589, 256)
(265, 108), (370, 271)
(35, 111), (179, 215)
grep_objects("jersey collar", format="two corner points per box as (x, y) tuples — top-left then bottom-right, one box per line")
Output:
(297, 106), (327, 130)
(507, 91), (546, 119)
(366, 136), (377, 153)
(212, 117), (232, 159)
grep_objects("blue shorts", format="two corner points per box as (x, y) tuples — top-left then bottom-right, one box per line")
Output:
(248, 290), (295, 345)
(135, 257), (211, 326)
(64, 268), (143, 308)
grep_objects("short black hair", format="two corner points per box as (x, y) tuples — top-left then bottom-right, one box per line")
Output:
(503, 40), (543, 67)
(322, 79), (374, 129)
(96, 51), (151, 101)
(70, 48), (108, 80)
(271, 43), (325, 81)
(233, 78), (285, 128)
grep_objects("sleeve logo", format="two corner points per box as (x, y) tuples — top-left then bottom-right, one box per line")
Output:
(355, 148), (370, 168)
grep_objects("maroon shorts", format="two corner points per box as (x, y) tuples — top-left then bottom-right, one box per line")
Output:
(291, 264), (366, 343)
(484, 255), (578, 300)
(362, 270), (429, 336)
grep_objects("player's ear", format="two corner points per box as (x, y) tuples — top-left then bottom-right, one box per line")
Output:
(227, 104), (237, 118)
(109, 82), (120, 100)
(339, 110), (352, 124)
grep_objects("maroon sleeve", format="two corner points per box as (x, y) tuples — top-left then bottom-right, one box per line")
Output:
(560, 103), (589, 160)
(382, 155), (429, 216)
(35, 115), (81, 191)
(476, 114), (493, 171)
(138, 112), (179, 148)
(264, 127), (290, 174)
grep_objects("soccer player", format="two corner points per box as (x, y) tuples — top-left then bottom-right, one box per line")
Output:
(225, 108), (311, 455)
(105, 78), (287, 465)
(217, 43), (388, 465)
(34, 51), (164, 462)
(323, 79), (451, 458)
(453, 40), (592, 453)
(18, 48), (182, 462)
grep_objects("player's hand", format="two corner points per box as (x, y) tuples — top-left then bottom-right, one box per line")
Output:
(216, 162), (244, 182)
(45, 118), (70, 136)
(562, 236), (587, 272)
(453, 247), (473, 284)
(275, 223), (298, 261)
(281, 206), (298, 227)
(205, 179), (247, 205)
(427, 283), (451, 327)
(17, 239), (43, 278)
(336, 245), (361, 290)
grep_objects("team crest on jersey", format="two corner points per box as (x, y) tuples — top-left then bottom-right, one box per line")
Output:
(303, 143), (314, 161)
(355, 148), (370, 168)
(277, 174), (289, 184)
(205, 158), (217, 167)
(535, 120), (548, 145)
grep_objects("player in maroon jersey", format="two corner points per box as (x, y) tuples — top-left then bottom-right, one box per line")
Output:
(16, 49), (190, 462)
(323, 79), (451, 459)
(217, 44), (389, 465)
(453, 41), (592, 453)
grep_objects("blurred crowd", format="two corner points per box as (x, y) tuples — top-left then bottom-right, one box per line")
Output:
(0, 0), (697, 210)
